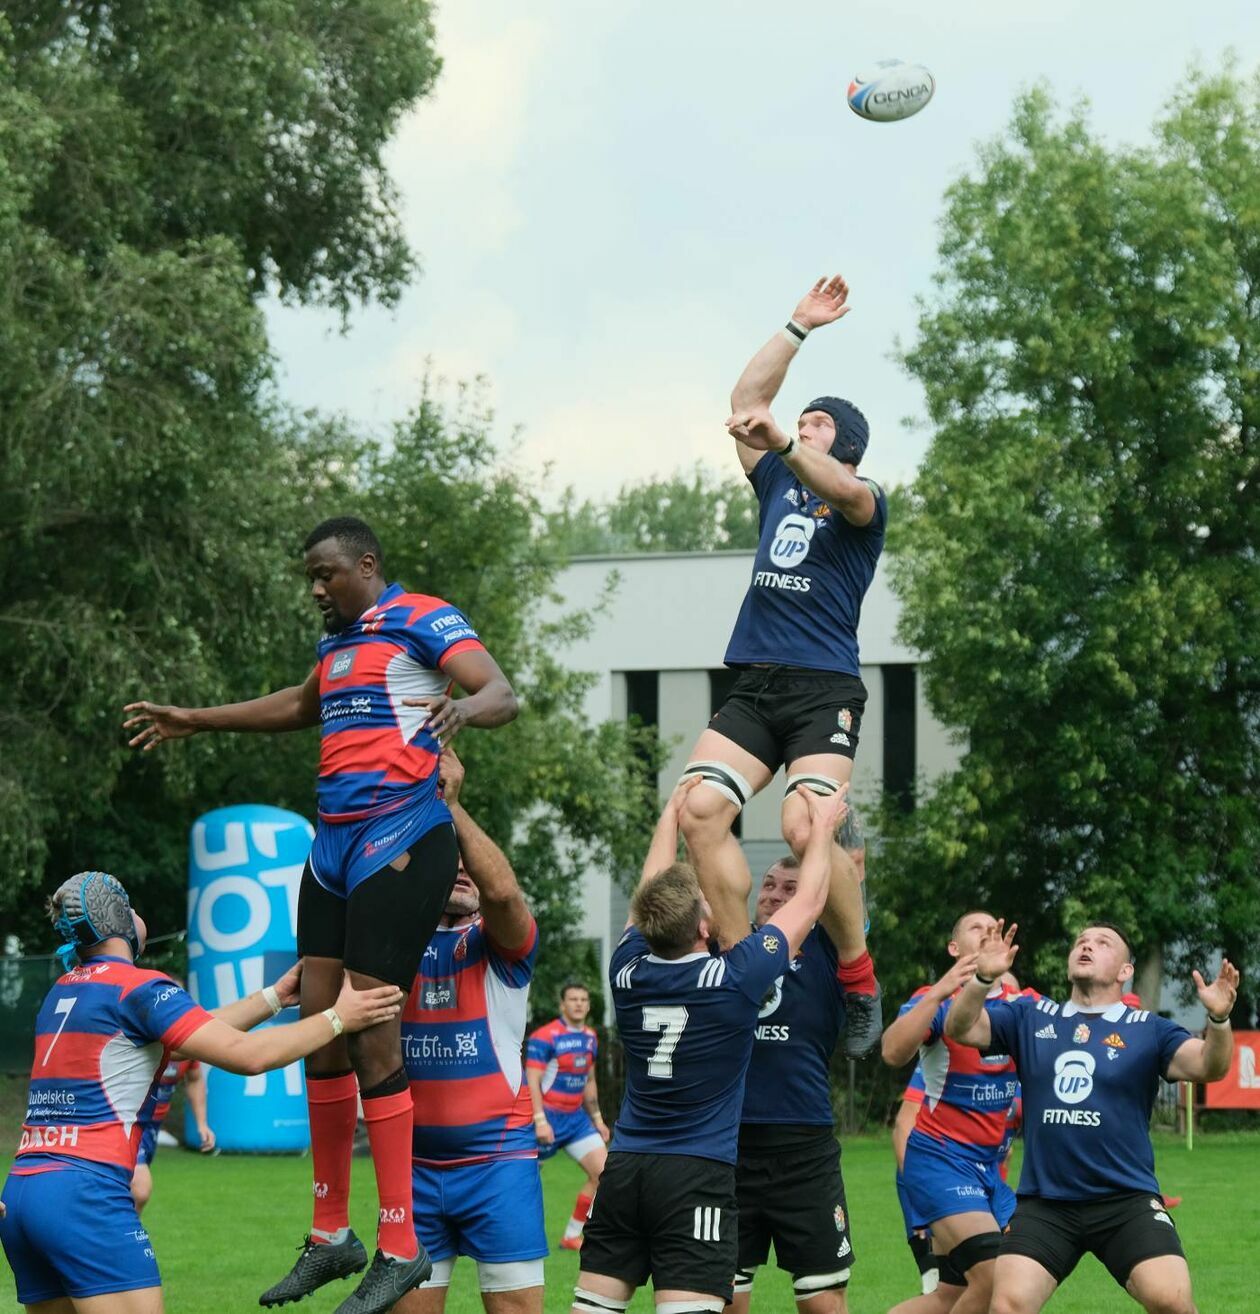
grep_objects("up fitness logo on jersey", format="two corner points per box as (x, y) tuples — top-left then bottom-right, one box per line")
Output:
(1052, 1050), (1096, 1104)
(768, 513), (816, 569)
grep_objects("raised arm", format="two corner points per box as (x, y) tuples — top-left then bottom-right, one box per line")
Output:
(124, 664), (321, 751)
(440, 748), (534, 952)
(631, 777), (701, 915)
(881, 956), (979, 1067)
(403, 647), (518, 747)
(765, 785), (849, 956)
(1165, 959), (1240, 1082)
(944, 921), (1019, 1049)
(728, 276), (852, 475)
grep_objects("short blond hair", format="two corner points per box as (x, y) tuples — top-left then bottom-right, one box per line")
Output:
(632, 863), (704, 956)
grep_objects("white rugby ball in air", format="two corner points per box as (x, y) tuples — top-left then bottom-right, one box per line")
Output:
(847, 60), (935, 123)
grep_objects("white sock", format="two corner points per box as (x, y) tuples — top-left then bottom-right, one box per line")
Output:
(311, 1226), (350, 1245)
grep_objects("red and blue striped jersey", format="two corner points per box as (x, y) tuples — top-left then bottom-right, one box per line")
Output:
(525, 1019), (598, 1113)
(16, 958), (212, 1184)
(403, 916), (539, 1167)
(316, 583), (485, 822)
(899, 982), (1033, 1159)
(141, 1057), (199, 1132)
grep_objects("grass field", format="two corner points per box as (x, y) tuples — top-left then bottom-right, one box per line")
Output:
(2, 1132), (1255, 1312)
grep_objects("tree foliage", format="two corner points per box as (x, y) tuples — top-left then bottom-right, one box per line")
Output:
(0, 7), (663, 988)
(547, 467), (760, 556)
(876, 74), (1260, 1016)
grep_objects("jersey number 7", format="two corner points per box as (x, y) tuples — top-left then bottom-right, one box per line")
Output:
(643, 1005), (690, 1080)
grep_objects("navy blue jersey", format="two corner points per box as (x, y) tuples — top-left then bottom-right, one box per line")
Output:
(609, 926), (790, 1164)
(724, 455), (886, 675)
(740, 925), (847, 1126)
(986, 997), (1192, 1200)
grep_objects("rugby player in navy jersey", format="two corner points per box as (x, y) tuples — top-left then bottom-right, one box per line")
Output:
(947, 921), (1239, 1314)
(123, 516), (517, 1314)
(729, 818), (866, 1314)
(571, 777), (849, 1314)
(676, 276), (884, 1056)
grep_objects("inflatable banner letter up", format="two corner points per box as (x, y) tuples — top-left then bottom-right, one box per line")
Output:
(186, 805), (313, 1151)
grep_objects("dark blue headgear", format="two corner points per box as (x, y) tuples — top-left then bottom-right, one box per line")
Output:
(800, 397), (869, 466)
(51, 871), (140, 971)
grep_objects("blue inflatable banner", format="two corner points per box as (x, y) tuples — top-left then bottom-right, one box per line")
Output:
(186, 805), (313, 1152)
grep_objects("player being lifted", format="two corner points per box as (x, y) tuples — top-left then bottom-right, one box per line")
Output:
(677, 276), (885, 1055)
(0, 870), (403, 1314)
(571, 776), (849, 1314)
(731, 804), (866, 1314)
(947, 922), (1238, 1314)
(397, 749), (546, 1314)
(124, 517), (517, 1314)
(526, 982), (609, 1250)
(881, 911), (1028, 1314)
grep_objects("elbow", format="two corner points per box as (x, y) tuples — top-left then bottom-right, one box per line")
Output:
(499, 685), (520, 724)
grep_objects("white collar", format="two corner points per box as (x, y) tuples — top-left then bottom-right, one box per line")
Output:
(1062, 1000), (1127, 1021)
(645, 951), (710, 965)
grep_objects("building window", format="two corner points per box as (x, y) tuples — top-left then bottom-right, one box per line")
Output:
(883, 664), (916, 812)
(708, 669), (742, 837)
(625, 670), (659, 732)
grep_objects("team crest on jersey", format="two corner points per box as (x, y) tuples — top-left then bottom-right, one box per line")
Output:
(1104, 1032), (1125, 1059)
(833, 1204), (846, 1232)
(761, 934), (780, 955)
(328, 650), (355, 680)
(455, 932), (470, 962)
(1072, 1023), (1091, 1044)
(811, 502), (831, 519)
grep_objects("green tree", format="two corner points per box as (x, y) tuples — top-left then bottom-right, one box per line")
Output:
(547, 467), (760, 555)
(877, 74), (1260, 1017)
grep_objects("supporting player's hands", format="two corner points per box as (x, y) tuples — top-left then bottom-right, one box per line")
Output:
(934, 953), (979, 999)
(795, 780), (850, 836)
(123, 701), (199, 751)
(271, 959), (304, 1010)
(1193, 958), (1239, 1020)
(975, 919), (1019, 982)
(438, 746), (465, 805)
(332, 978), (406, 1033)
(197, 1122), (217, 1153)
(726, 409), (793, 453)
(533, 1115), (555, 1147)
(792, 275), (851, 330)
(403, 693), (466, 746)
(668, 774), (702, 820)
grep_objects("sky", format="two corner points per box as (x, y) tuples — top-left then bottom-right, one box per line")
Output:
(265, 1), (1260, 504)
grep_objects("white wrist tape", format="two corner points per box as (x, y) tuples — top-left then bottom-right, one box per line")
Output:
(323, 1007), (345, 1038)
(261, 985), (283, 1016)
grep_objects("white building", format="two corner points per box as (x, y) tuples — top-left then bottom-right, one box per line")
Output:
(546, 550), (963, 972)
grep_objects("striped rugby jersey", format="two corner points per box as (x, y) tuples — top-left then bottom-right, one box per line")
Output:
(525, 1019), (598, 1114)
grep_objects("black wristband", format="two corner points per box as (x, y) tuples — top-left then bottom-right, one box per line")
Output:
(784, 319), (808, 342)
(974, 972), (996, 987)
(1208, 1012), (1231, 1025)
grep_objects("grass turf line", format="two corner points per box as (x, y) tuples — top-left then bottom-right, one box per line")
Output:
(0, 1134), (1256, 1312)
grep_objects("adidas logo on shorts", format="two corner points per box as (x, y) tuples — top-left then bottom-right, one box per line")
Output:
(1035, 1023), (1058, 1040)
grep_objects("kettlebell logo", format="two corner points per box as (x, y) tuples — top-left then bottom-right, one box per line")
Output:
(1053, 1050), (1096, 1105)
(769, 514), (816, 569)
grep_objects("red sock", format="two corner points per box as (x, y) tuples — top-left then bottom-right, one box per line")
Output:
(573, 1190), (594, 1224)
(837, 950), (878, 996)
(307, 1072), (358, 1239)
(362, 1089), (418, 1260)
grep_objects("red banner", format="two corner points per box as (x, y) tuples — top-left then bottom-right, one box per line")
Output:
(1203, 1031), (1260, 1109)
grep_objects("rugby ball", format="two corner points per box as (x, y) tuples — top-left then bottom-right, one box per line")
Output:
(847, 60), (935, 123)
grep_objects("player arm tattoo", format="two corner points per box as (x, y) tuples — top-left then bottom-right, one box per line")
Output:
(581, 1070), (604, 1126)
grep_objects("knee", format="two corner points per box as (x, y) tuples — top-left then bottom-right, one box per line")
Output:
(678, 783), (736, 841)
(780, 807), (811, 857)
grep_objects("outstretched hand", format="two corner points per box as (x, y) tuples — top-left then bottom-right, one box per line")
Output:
(726, 409), (791, 452)
(1193, 959), (1239, 1019)
(976, 920), (1019, 981)
(123, 702), (198, 751)
(796, 781), (849, 836)
(792, 275), (851, 330)
(936, 953), (979, 999)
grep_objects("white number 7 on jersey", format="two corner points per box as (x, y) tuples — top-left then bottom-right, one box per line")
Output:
(42, 997), (77, 1066)
(642, 1004), (689, 1080)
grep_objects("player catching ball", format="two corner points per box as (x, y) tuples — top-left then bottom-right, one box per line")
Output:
(124, 516), (517, 1314)
(677, 276), (885, 1055)
(946, 921), (1239, 1314)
